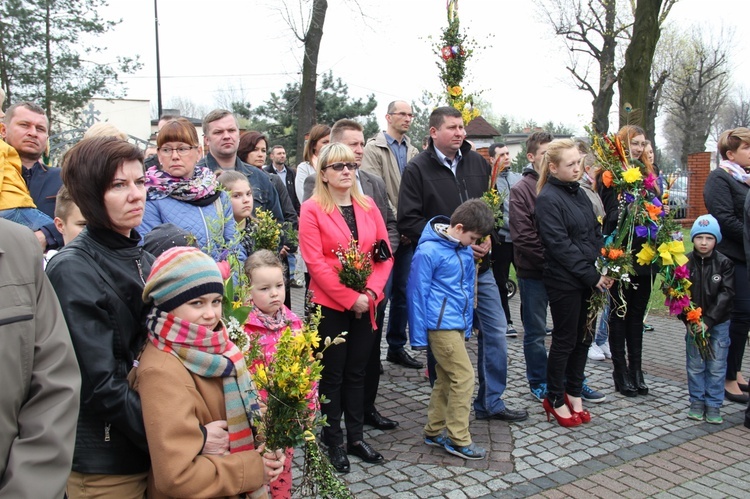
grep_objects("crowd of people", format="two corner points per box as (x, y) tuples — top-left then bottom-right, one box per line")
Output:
(2, 83), (750, 498)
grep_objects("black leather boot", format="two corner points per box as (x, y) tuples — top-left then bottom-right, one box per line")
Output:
(613, 367), (638, 397)
(629, 369), (648, 396)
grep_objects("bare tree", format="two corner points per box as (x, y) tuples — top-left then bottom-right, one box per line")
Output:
(663, 30), (731, 168)
(538, 0), (632, 133)
(164, 96), (209, 120)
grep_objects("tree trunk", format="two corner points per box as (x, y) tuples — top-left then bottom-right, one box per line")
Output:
(592, 0), (618, 134)
(296, 0), (327, 163)
(618, 0), (663, 131)
(646, 70), (669, 149)
(44, 0), (53, 128)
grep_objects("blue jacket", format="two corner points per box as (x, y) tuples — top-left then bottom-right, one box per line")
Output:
(137, 191), (245, 262)
(407, 216), (475, 349)
(25, 161), (64, 249)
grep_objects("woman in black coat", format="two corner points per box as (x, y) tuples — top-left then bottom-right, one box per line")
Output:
(536, 139), (612, 428)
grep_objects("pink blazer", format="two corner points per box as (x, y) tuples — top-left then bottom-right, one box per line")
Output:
(299, 196), (393, 312)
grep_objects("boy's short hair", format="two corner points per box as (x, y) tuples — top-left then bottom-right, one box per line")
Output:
(54, 186), (76, 221)
(450, 199), (495, 236)
(718, 127), (750, 160)
(526, 131), (554, 155)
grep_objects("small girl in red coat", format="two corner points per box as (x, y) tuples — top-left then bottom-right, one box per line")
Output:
(243, 249), (303, 499)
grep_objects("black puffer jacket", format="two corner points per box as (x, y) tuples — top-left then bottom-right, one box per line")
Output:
(397, 139), (493, 272)
(704, 168), (749, 263)
(686, 250), (735, 329)
(536, 176), (603, 291)
(46, 227), (154, 474)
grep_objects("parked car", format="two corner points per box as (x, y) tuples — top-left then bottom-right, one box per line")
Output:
(667, 175), (688, 219)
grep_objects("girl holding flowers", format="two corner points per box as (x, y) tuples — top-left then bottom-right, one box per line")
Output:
(243, 250), (304, 498)
(536, 139), (612, 427)
(599, 125), (659, 397)
(298, 142), (393, 473)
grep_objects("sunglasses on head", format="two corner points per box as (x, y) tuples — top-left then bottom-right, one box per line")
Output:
(323, 162), (359, 172)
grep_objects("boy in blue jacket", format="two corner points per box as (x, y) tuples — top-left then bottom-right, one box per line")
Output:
(407, 199), (494, 460)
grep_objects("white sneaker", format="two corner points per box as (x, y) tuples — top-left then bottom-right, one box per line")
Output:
(600, 341), (612, 359)
(588, 343), (605, 361)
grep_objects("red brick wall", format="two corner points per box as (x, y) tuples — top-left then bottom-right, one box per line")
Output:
(684, 151), (711, 227)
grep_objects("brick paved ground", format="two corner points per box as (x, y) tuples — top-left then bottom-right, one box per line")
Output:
(289, 287), (750, 498)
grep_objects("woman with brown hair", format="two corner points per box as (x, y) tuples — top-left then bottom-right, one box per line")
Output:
(295, 124), (331, 201)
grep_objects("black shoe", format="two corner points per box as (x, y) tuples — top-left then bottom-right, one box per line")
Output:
(739, 382), (749, 392)
(347, 440), (384, 463)
(364, 409), (399, 430)
(630, 369), (649, 396)
(379, 361), (384, 375)
(328, 445), (350, 473)
(643, 323), (654, 332)
(290, 279), (304, 288)
(745, 418), (750, 430)
(476, 407), (529, 422)
(725, 390), (750, 404)
(386, 348), (424, 369)
(506, 325), (518, 338)
(545, 327), (553, 336)
(613, 370), (638, 397)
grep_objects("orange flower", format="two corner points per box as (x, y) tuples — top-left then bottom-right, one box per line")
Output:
(607, 248), (624, 259)
(601, 248), (607, 256)
(602, 170), (614, 188)
(644, 202), (662, 221)
(686, 307), (702, 324)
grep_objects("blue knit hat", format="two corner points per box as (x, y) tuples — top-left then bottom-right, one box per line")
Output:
(142, 246), (224, 311)
(690, 214), (722, 244)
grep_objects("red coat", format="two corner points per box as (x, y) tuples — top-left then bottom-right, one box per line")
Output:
(299, 196), (393, 312)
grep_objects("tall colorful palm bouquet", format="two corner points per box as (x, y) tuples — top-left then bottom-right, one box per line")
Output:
(589, 130), (711, 359)
(481, 154), (508, 228)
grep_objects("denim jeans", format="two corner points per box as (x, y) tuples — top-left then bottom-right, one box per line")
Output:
(518, 277), (548, 388)
(473, 270), (509, 417)
(686, 321), (729, 408)
(595, 300), (610, 346)
(287, 253), (297, 275)
(0, 207), (54, 231)
(386, 242), (413, 352)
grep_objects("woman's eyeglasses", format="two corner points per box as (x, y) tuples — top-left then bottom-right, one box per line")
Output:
(158, 146), (197, 156)
(323, 162), (359, 172)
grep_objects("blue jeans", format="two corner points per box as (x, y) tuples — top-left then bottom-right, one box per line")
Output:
(518, 277), (548, 388)
(287, 253), (296, 275)
(595, 300), (610, 346)
(386, 242), (413, 352)
(473, 270), (509, 417)
(686, 321), (730, 408)
(0, 207), (54, 231)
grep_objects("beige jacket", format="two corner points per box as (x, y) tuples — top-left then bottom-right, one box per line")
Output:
(0, 219), (81, 498)
(361, 131), (419, 211)
(132, 343), (267, 499)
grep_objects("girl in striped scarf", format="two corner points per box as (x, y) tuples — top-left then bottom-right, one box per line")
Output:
(132, 246), (285, 499)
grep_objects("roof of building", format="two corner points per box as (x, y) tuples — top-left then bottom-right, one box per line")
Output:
(465, 116), (500, 138)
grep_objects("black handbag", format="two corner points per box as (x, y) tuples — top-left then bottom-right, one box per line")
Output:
(372, 239), (392, 262)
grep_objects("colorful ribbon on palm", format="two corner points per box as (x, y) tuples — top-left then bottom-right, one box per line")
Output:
(590, 131), (711, 359)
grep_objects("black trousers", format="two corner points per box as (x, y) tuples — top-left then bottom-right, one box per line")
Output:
(491, 240), (515, 325)
(608, 275), (651, 372)
(546, 286), (593, 407)
(727, 261), (750, 380)
(363, 300), (387, 412)
(317, 305), (375, 446)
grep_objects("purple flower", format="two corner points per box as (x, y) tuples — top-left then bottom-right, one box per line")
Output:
(624, 192), (635, 203)
(665, 295), (690, 315)
(635, 224), (658, 239)
(651, 197), (663, 208)
(674, 265), (690, 279)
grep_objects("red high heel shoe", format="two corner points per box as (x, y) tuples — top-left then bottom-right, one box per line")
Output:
(564, 394), (591, 423)
(543, 398), (582, 427)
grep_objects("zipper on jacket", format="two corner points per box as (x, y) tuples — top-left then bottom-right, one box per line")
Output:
(436, 297), (448, 330)
(104, 423), (111, 442)
(135, 258), (146, 286)
(456, 247), (470, 331)
(199, 208), (210, 250)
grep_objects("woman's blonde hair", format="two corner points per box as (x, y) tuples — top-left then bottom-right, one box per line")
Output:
(536, 138), (578, 194)
(83, 122), (129, 141)
(641, 140), (661, 194)
(216, 170), (249, 190)
(244, 249), (284, 285)
(312, 142), (370, 213)
(718, 127), (750, 160)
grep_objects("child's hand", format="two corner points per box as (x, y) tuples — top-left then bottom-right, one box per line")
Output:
(471, 237), (491, 260)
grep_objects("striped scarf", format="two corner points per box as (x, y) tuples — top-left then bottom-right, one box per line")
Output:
(146, 308), (261, 453)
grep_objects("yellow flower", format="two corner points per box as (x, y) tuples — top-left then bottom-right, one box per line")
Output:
(448, 85), (462, 97)
(622, 167), (643, 183)
(636, 243), (656, 266)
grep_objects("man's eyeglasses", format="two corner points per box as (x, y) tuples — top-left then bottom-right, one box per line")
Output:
(158, 146), (197, 156)
(389, 112), (414, 119)
(323, 162), (359, 172)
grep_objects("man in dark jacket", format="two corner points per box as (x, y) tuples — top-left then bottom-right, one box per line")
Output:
(265, 145), (300, 214)
(1, 102), (64, 250)
(398, 106), (528, 422)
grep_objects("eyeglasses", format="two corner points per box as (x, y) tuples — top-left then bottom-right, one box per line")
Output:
(158, 146), (197, 156)
(323, 162), (359, 172)
(389, 112), (414, 119)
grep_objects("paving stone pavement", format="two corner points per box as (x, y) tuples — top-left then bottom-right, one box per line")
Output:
(289, 287), (750, 498)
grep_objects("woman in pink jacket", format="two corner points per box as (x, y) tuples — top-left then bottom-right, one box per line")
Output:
(298, 143), (393, 474)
